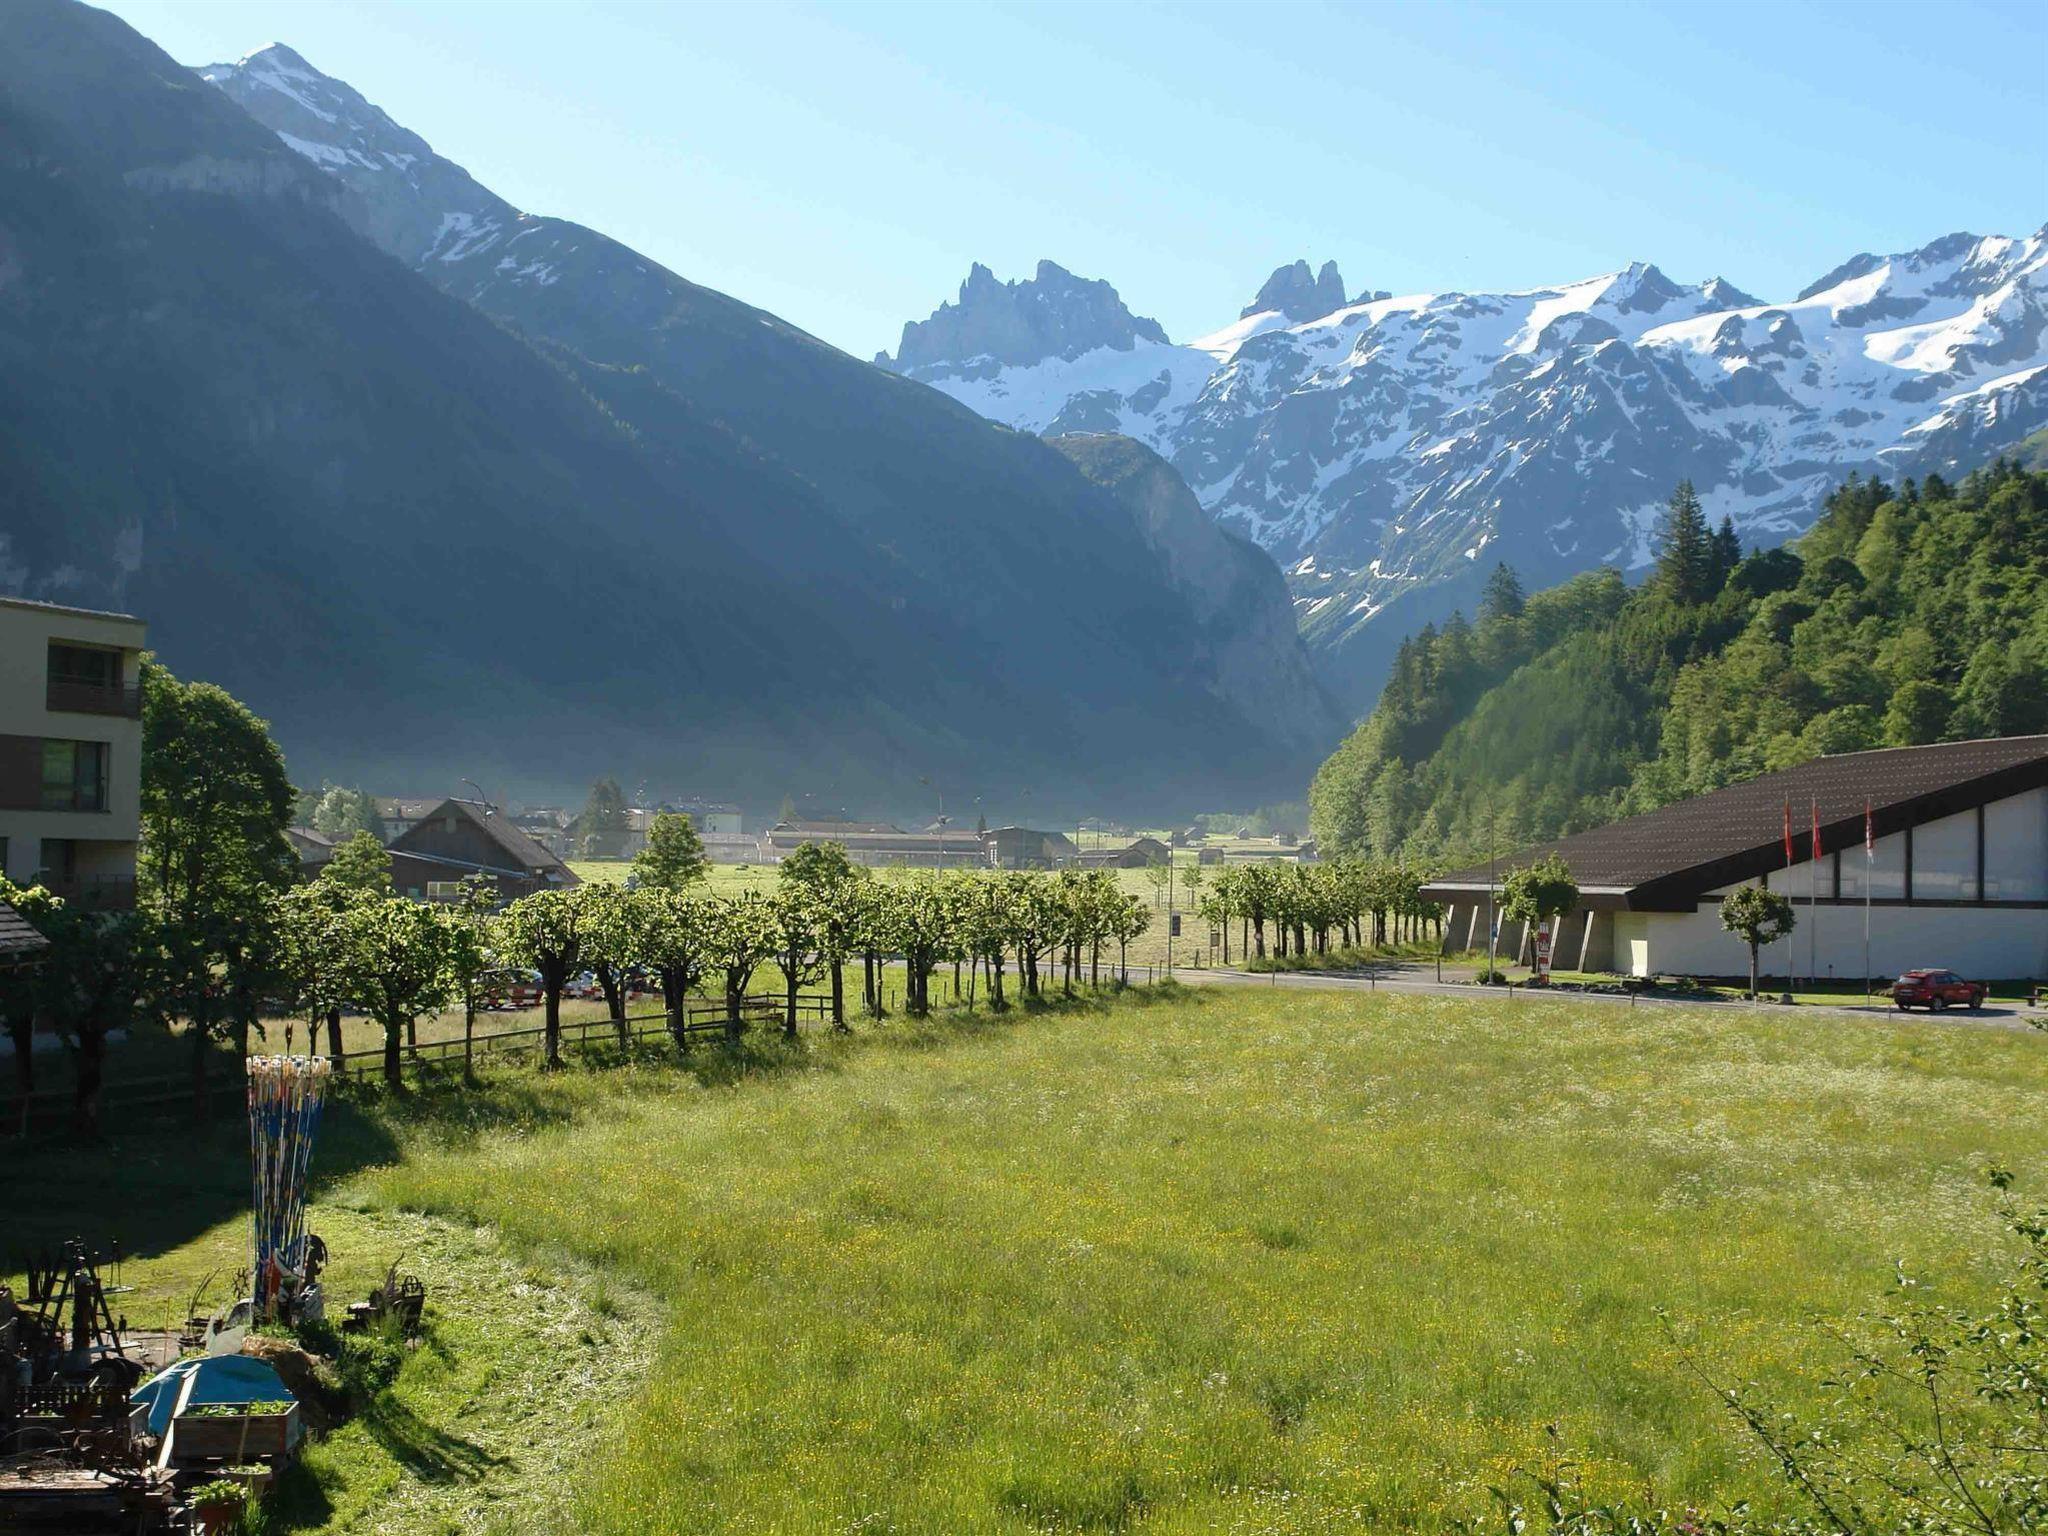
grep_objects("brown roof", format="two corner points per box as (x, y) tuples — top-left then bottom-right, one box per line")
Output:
(395, 798), (578, 882)
(1423, 735), (2048, 911)
(0, 902), (49, 959)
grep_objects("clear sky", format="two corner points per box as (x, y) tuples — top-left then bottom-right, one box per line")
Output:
(98, 0), (2048, 359)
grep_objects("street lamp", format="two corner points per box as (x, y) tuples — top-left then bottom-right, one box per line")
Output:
(461, 777), (493, 817)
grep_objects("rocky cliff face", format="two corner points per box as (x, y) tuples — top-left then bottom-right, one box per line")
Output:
(885, 260), (1169, 374)
(1046, 436), (1340, 750)
(882, 236), (2048, 709)
(1241, 259), (1352, 322)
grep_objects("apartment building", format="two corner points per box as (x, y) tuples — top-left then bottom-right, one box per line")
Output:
(0, 597), (148, 909)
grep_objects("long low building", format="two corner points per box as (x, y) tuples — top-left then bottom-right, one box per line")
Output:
(757, 820), (988, 869)
(1421, 735), (2048, 982)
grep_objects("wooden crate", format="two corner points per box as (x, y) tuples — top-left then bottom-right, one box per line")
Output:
(170, 1401), (299, 1461)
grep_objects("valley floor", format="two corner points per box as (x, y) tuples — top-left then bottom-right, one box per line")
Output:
(12, 984), (2047, 1532)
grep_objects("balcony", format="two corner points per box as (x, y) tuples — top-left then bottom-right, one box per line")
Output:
(45, 676), (142, 719)
(42, 875), (136, 911)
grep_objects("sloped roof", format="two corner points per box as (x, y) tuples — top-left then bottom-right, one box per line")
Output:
(1423, 735), (2048, 910)
(393, 797), (577, 881)
(0, 902), (49, 960)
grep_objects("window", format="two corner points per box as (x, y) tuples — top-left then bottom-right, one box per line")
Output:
(48, 643), (118, 688)
(40, 740), (109, 813)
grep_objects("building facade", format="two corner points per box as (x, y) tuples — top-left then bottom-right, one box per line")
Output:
(758, 821), (988, 869)
(1422, 737), (2048, 983)
(0, 598), (147, 909)
(983, 827), (1078, 869)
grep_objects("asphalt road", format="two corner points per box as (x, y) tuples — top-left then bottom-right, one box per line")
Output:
(1174, 961), (2045, 1032)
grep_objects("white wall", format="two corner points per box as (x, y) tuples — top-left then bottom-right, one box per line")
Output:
(1630, 901), (2047, 981)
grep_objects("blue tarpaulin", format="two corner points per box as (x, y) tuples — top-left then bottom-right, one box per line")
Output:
(130, 1355), (301, 1445)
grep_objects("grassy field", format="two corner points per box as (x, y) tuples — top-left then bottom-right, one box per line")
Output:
(12, 984), (2047, 1533)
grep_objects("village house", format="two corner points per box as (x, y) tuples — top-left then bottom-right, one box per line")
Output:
(1077, 836), (1171, 870)
(386, 797), (579, 901)
(286, 826), (337, 879)
(982, 826), (1079, 869)
(372, 795), (443, 844)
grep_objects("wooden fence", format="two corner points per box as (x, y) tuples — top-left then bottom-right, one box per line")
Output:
(10, 995), (806, 1137)
(11, 966), (1165, 1138)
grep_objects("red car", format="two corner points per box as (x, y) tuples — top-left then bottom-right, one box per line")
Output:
(479, 967), (544, 1010)
(1891, 969), (1989, 1011)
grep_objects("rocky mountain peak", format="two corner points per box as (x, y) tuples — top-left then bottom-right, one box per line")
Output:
(199, 44), (511, 267)
(884, 262), (1170, 376)
(1243, 259), (1348, 322)
(1701, 276), (1762, 310)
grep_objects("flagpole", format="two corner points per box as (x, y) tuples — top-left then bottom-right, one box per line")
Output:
(1864, 799), (1874, 1010)
(1781, 797), (1794, 1003)
(1809, 796), (1819, 997)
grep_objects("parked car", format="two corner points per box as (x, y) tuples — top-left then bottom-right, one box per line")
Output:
(563, 970), (604, 1001)
(1890, 968), (1989, 1011)
(478, 967), (544, 1010)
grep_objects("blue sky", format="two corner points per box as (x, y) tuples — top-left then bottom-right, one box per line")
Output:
(102, 0), (2047, 359)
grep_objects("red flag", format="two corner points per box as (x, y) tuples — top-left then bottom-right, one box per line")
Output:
(1865, 799), (1874, 859)
(1783, 799), (1794, 866)
(1811, 796), (1822, 862)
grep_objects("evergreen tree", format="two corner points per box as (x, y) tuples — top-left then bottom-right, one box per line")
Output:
(1655, 480), (1714, 604)
(575, 776), (630, 858)
(1479, 562), (1525, 624)
(1709, 514), (1742, 590)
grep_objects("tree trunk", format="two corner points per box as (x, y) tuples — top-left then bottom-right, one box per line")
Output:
(407, 1016), (419, 1058)
(189, 995), (213, 1122)
(783, 965), (799, 1041)
(725, 979), (743, 1042)
(464, 1000), (477, 1083)
(543, 986), (563, 1069)
(1748, 940), (1759, 997)
(830, 960), (846, 1031)
(74, 1031), (104, 1139)
(599, 966), (626, 1039)
(9, 1018), (33, 1135)
(383, 1019), (403, 1088)
(991, 956), (1006, 1010)
(326, 1007), (343, 1065)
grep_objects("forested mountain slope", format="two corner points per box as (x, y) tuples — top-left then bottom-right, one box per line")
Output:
(1309, 462), (2048, 861)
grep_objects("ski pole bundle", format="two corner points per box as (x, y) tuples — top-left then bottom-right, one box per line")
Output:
(247, 1055), (332, 1320)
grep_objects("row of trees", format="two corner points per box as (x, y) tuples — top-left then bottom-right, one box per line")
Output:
(491, 847), (1156, 1071)
(2, 806), (1161, 1129)
(1196, 859), (1443, 962)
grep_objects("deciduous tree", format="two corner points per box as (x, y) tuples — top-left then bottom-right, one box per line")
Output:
(1720, 883), (1794, 997)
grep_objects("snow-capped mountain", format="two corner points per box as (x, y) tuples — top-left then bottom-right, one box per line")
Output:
(882, 236), (2048, 704)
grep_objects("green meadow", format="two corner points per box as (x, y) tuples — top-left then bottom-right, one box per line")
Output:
(12, 985), (2045, 1533)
